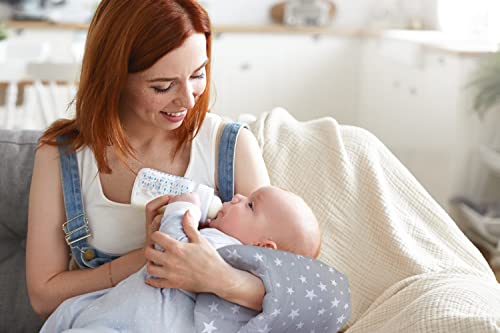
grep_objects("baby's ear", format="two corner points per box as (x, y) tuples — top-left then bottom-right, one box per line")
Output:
(255, 240), (277, 250)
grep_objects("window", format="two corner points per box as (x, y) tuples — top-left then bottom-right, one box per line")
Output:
(438, 0), (500, 43)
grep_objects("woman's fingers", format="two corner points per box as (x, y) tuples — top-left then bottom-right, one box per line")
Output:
(150, 215), (162, 234)
(144, 211), (228, 293)
(152, 214), (161, 229)
(145, 229), (225, 293)
(148, 215), (162, 235)
(145, 214), (162, 249)
(144, 243), (168, 266)
(145, 277), (170, 289)
(145, 261), (166, 278)
(150, 231), (178, 252)
(182, 210), (201, 243)
(145, 195), (173, 223)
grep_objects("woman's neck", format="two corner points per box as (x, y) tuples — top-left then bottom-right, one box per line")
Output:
(122, 118), (179, 150)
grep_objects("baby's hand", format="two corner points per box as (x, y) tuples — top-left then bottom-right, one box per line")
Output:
(168, 192), (201, 207)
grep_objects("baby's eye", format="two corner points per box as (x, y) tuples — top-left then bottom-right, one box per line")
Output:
(247, 202), (253, 210)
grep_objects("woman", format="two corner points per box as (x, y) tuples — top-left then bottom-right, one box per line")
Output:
(26, 0), (270, 319)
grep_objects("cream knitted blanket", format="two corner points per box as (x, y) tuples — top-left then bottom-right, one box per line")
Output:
(250, 108), (500, 332)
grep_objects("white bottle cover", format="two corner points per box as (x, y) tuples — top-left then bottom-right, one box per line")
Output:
(131, 168), (222, 221)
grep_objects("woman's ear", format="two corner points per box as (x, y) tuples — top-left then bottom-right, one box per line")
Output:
(255, 240), (277, 250)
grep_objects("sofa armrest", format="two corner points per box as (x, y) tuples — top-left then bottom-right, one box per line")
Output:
(0, 129), (44, 332)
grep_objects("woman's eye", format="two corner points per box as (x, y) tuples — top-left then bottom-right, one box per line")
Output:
(152, 83), (174, 94)
(191, 72), (205, 80)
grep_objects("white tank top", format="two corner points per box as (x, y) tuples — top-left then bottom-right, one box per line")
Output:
(76, 113), (222, 255)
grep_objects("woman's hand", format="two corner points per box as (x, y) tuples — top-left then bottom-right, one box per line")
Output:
(144, 211), (229, 294)
(144, 203), (266, 311)
(144, 195), (172, 249)
(169, 192), (200, 206)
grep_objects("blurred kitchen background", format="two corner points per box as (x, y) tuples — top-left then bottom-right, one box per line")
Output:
(1, 0), (500, 268)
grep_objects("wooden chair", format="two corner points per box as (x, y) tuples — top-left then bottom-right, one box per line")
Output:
(0, 80), (77, 130)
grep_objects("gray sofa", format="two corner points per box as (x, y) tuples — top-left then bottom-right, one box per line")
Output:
(3, 111), (500, 333)
(0, 130), (44, 332)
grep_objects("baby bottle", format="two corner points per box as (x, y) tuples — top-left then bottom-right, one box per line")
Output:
(130, 168), (222, 222)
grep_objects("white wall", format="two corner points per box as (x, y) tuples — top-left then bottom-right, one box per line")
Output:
(210, 34), (362, 124)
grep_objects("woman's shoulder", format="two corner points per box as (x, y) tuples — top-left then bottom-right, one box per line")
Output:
(34, 143), (92, 176)
(201, 112), (222, 129)
(35, 143), (90, 160)
(196, 113), (222, 142)
(34, 143), (60, 166)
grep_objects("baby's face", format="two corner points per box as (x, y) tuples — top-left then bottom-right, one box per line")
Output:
(208, 186), (281, 245)
(210, 186), (320, 257)
(209, 186), (297, 246)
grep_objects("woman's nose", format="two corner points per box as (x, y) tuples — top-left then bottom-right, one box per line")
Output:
(173, 81), (196, 109)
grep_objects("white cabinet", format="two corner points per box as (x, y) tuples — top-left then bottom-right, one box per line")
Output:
(211, 33), (361, 124)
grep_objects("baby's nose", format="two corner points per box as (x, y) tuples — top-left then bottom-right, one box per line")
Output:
(231, 195), (244, 204)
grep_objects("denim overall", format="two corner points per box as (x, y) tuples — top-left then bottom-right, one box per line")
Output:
(57, 122), (245, 269)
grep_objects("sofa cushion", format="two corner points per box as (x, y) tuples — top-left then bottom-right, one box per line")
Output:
(0, 129), (43, 332)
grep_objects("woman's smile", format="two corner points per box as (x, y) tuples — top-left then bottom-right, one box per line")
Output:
(160, 110), (187, 123)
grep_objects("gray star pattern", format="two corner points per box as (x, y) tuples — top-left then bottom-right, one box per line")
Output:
(194, 245), (351, 333)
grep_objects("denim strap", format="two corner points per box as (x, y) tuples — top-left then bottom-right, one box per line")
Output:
(217, 122), (246, 203)
(56, 137), (92, 268)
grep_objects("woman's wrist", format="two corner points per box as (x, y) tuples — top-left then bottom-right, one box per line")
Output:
(215, 264), (265, 312)
(108, 248), (146, 285)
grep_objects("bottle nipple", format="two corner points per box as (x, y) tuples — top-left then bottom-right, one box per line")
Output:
(207, 195), (223, 219)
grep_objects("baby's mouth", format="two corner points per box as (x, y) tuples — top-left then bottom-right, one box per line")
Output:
(211, 209), (224, 222)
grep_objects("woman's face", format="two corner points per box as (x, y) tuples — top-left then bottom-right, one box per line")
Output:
(120, 33), (208, 132)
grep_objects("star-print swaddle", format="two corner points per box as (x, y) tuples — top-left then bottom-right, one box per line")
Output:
(196, 245), (351, 333)
(40, 204), (350, 333)
(41, 247), (350, 333)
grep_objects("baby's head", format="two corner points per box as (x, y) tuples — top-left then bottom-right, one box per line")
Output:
(208, 186), (321, 258)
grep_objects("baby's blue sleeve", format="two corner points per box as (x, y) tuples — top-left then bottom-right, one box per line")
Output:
(158, 202), (201, 243)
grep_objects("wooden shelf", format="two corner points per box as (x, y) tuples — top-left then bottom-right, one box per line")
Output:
(5, 19), (89, 31)
(213, 24), (375, 37)
(4, 20), (374, 37)
(4, 20), (497, 54)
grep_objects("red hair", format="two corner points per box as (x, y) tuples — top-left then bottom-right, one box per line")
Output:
(40, 0), (212, 173)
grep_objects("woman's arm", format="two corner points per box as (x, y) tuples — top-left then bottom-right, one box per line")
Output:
(221, 127), (270, 309)
(233, 128), (270, 196)
(26, 144), (145, 319)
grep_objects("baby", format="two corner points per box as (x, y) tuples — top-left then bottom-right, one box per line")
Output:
(41, 186), (322, 332)
(161, 185), (321, 258)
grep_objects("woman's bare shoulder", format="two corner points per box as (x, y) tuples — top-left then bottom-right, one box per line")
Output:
(31, 143), (64, 195)
(35, 142), (60, 159)
(234, 128), (270, 196)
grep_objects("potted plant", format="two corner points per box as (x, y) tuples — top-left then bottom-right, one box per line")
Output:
(0, 23), (7, 41)
(471, 50), (500, 120)
(0, 23), (7, 62)
(466, 48), (500, 194)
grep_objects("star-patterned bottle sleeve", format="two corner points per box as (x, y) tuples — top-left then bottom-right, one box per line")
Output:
(194, 245), (351, 333)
